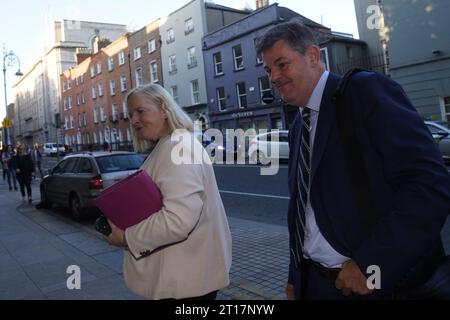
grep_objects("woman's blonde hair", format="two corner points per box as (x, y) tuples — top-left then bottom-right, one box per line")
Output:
(126, 83), (194, 153)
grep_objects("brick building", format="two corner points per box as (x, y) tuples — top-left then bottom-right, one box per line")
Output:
(60, 20), (162, 151)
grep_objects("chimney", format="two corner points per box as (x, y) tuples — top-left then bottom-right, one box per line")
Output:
(255, 0), (269, 10)
(93, 36), (112, 54)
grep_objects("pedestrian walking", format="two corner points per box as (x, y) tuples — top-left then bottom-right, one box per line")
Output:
(257, 20), (450, 300)
(30, 143), (43, 179)
(12, 144), (34, 203)
(103, 83), (232, 300)
(1, 145), (18, 191)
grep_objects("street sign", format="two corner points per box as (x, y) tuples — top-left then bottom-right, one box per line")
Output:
(2, 117), (11, 129)
(261, 92), (275, 104)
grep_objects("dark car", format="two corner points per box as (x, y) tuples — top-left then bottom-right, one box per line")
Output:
(425, 121), (450, 164)
(40, 151), (144, 220)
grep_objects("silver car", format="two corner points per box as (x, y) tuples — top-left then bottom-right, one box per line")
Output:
(40, 151), (144, 220)
(248, 130), (289, 164)
(425, 121), (450, 164)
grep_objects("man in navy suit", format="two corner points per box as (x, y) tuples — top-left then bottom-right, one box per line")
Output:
(257, 20), (450, 299)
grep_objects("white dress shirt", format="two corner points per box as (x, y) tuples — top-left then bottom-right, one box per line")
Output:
(301, 70), (350, 268)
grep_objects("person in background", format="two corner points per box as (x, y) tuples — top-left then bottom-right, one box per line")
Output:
(103, 83), (232, 300)
(1, 145), (18, 191)
(12, 144), (34, 203)
(31, 143), (43, 179)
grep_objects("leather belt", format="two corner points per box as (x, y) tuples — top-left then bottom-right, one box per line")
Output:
(304, 259), (341, 281)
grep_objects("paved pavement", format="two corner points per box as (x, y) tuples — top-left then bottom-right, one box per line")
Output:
(0, 178), (289, 300)
(1, 176), (449, 300)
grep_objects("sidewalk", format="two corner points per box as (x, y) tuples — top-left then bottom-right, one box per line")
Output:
(0, 178), (289, 300)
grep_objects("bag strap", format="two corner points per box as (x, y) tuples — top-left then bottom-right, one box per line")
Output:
(332, 68), (378, 236)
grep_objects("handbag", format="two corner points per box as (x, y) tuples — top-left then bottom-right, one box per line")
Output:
(333, 68), (450, 299)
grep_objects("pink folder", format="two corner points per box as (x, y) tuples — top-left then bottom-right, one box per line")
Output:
(94, 169), (163, 230)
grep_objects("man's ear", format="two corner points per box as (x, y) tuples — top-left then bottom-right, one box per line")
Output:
(306, 45), (321, 66)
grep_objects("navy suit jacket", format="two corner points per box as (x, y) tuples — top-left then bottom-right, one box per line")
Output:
(287, 71), (450, 296)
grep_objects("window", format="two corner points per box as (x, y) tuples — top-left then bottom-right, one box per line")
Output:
(91, 87), (97, 99)
(63, 98), (68, 110)
(100, 106), (106, 122)
(169, 55), (177, 74)
(78, 158), (93, 174)
(120, 75), (127, 92)
(70, 115), (74, 128)
(112, 104), (118, 121)
(83, 112), (87, 127)
(135, 68), (143, 86)
(320, 47), (330, 71)
(259, 76), (272, 104)
(442, 96), (450, 121)
(150, 61), (158, 83)
(77, 114), (81, 128)
(171, 86), (179, 104)
(191, 79), (200, 105)
(80, 74), (84, 84)
(185, 18), (194, 35)
(109, 80), (116, 96)
(90, 66), (95, 78)
(76, 95), (80, 106)
(216, 87), (226, 111)
(236, 82), (247, 108)
(64, 116), (68, 129)
(108, 57), (114, 71)
(148, 39), (156, 53)
(134, 47), (141, 60)
(118, 51), (125, 65)
(68, 80), (72, 90)
(96, 62), (102, 74)
(122, 100), (128, 119)
(187, 47), (197, 68)
(81, 93), (85, 104)
(233, 45), (244, 70)
(68, 96), (72, 109)
(254, 39), (263, 64)
(98, 82), (104, 96)
(75, 77), (79, 86)
(346, 46), (354, 59)
(93, 132), (98, 144)
(63, 80), (67, 92)
(213, 52), (223, 76)
(93, 108), (98, 124)
(167, 28), (175, 43)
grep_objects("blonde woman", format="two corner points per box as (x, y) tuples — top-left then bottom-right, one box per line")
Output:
(104, 83), (232, 300)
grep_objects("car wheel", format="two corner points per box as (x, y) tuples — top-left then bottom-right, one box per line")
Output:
(70, 194), (84, 221)
(40, 186), (52, 209)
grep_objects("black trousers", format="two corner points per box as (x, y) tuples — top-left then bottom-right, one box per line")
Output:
(17, 174), (32, 198)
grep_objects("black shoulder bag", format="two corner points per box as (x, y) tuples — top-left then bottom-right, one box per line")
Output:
(333, 68), (450, 300)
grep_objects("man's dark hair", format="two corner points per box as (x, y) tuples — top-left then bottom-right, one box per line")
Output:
(256, 19), (318, 56)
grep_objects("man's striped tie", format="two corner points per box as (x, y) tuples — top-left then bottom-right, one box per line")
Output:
(291, 107), (311, 268)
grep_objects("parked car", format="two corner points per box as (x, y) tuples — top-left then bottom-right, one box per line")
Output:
(40, 151), (144, 220)
(43, 143), (65, 156)
(248, 130), (289, 164)
(425, 121), (450, 163)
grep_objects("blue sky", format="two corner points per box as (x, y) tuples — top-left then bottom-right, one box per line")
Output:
(0, 0), (359, 120)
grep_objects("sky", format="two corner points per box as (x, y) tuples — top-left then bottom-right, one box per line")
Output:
(0, 0), (359, 120)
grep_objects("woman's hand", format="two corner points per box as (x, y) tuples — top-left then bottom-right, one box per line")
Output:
(104, 219), (126, 247)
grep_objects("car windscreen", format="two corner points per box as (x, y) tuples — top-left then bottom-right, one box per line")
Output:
(96, 154), (144, 173)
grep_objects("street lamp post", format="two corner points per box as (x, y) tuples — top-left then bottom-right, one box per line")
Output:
(2, 45), (23, 147)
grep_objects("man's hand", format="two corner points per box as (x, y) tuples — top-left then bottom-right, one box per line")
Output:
(104, 219), (126, 247)
(335, 260), (372, 296)
(286, 283), (296, 300)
